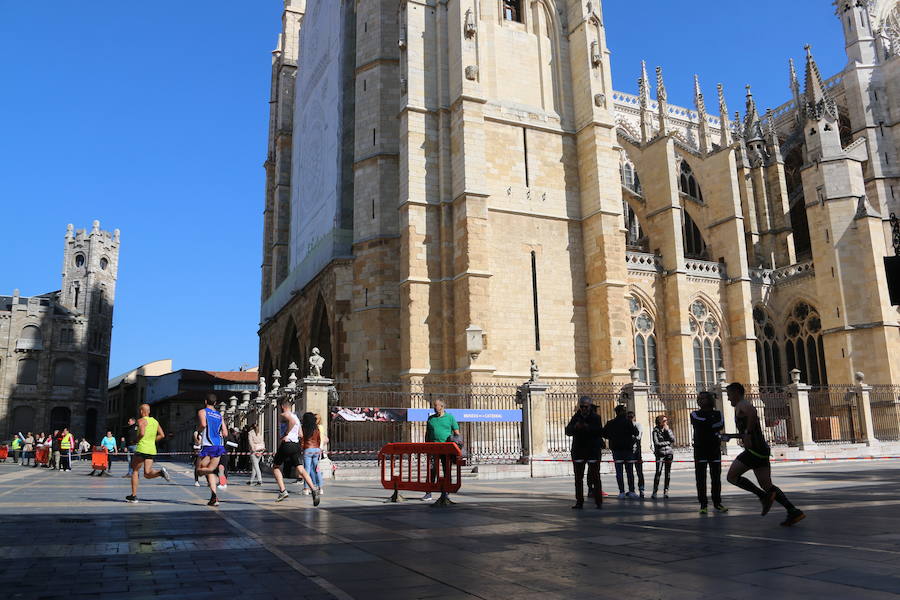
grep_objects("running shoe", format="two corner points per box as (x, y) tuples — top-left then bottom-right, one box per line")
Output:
(208, 495), (219, 507)
(160, 467), (171, 482)
(312, 489), (320, 507)
(194, 481), (200, 487)
(699, 507), (708, 514)
(760, 489), (776, 516)
(302, 488), (311, 496)
(617, 492), (626, 499)
(625, 491), (639, 499)
(780, 511), (806, 527)
(125, 495), (138, 503)
(663, 491), (669, 499)
(651, 492), (657, 499)
(317, 487), (324, 495)
(276, 490), (289, 502)
(121, 473), (130, 478)
(714, 504), (729, 513)
(422, 492), (433, 501)
(217, 484), (228, 490)
(255, 482), (262, 487)
(571, 501), (584, 509)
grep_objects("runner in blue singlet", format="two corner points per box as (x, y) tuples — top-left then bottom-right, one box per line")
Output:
(196, 394), (228, 506)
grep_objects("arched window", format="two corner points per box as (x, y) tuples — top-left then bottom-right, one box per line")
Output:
(620, 158), (642, 196)
(17, 358), (38, 385)
(678, 160), (704, 203)
(87, 362), (102, 390)
(53, 359), (76, 386)
(754, 306), (783, 385)
(682, 210), (709, 260)
(629, 295), (658, 387)
(784, 147), (811, 259)
(784, 302), (827, 385)
(16, 325), (43, 350)
(503, 0), (522, 22)
(623, 201), (648, 252)
(690, 299), (723, 389)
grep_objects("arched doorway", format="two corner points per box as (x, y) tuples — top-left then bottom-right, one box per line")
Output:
(49, 406), (71, 432)
(85, 408), (98, 443)
(11, 405), (35, 435)
(310, 296), (332, 378)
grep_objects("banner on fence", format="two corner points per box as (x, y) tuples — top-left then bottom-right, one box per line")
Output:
(329, 407), (523, 423)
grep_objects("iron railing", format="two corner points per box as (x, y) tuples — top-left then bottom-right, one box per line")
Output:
(747, 385), (794, 446)
(808, 385), (863, 443)
(868, 385), (900, 441)
(545, 382), (622, 456)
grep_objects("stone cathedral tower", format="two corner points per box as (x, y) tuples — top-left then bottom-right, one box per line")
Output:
(0, 222), (119, 441)
(260, 0), (900, 388)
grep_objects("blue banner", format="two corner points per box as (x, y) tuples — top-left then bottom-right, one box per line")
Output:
(407, 408), (522, 423)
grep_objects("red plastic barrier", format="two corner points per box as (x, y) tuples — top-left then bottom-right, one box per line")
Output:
(379, 442), (462, 497)
(35, 447), (49, 465)
(92, 447), (109, 471)
(0, 445), (7, 460)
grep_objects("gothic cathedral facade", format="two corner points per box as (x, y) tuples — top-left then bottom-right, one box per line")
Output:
(259, 0), (900, 387)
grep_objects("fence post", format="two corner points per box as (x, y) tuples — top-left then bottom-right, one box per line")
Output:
(302, 375), (334, 477)
(520, 381), (549, 476)
(855, 372), (878, 446)
(624, 368), (652, 454)
(787, 369), (816, 450)
(716, 369), (739, 453)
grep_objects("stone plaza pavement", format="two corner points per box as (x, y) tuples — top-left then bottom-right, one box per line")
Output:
(1, 457), (899, 600)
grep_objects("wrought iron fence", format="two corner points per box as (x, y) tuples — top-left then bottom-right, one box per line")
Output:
(647, 385), (698, 449)
(545, 382), (622, 456)
(747, 385), (793, 446)
(327, 380), (525, 465)
(808, 385), (862, 443)
(868, 385), (900, 441)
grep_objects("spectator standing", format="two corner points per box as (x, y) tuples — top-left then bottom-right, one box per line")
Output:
(627, 410), (646, 498)
(100, 431), (117, 474)
(78, 438), (91, 461)
(11, 436), (21, 463)
(22, 433), (34, 467)
(50, 430), (61, 471)
(690, 391), (727, 514)
(301, 412), (323, 496)
(124, 418), (139, 477)
(603, 405), (639, 499)
(423, 399), (460, 503)
(565, 396), (604, 509)
(246, 423), (265, 486)
(59, 428), (74, 471)
(651, 415), (675, 498)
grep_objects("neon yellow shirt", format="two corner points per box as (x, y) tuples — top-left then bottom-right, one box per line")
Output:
(135, 417), (159, 455)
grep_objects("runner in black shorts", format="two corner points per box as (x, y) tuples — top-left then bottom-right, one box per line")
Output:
(723, 382), (805, 526)
(273, 398), (319, 506)
(690, 391), (727, 514)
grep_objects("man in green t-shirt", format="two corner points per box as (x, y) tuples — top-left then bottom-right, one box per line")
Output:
(423, 399), (460, 502)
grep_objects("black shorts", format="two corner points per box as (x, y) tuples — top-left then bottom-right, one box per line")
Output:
(693, 447), (722, 463)
(736, 449), (770, 469)
(273, 442), (301, 471)
(134, 452), (155, 460)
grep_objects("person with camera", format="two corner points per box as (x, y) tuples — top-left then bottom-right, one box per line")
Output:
(565, 396), (604, 509)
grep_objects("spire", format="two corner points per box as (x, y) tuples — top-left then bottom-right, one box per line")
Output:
(717, 83), (732, 146)
(789, 58), (803, 124)
(744, 85), (764, 141)
(694, 75), (709, 154)
(803, 44), (837, 120)
(656, 66), (668, 136)
(765, 108), (781, 154)
(639, 60), (652, 142)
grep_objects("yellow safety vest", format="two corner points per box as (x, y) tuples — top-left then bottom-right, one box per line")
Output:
(60, 434), (73, 450)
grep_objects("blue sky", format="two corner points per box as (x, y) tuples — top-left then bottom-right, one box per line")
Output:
(0, 2), (846, 377)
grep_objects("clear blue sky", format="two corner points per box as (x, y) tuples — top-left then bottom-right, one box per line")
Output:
(0, 2), (846, 378)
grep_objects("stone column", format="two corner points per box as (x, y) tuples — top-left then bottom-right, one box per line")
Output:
(855, 372), (879, 447)
(787, 369), (816, 450)
(624, 368), (652, 454)
(301, 377), (334, 478)
(520, 381), (549, 477)
(716, 369), (739, 453)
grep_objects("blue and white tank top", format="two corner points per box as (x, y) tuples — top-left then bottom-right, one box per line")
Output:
(202, 408), (224, 447)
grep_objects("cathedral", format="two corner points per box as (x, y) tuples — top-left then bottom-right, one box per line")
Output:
(258, 0), (900, 388)
(1, 222), (119, 440)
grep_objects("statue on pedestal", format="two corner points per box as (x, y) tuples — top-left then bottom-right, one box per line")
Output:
(530, 359), (540, 382)
(309, 347), (325, 379)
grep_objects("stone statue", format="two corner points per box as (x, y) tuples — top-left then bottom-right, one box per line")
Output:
(309, 347), (325, 379)
(529, 359), (540, 382)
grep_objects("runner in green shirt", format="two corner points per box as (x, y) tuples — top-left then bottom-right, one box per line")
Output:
(126, 404), (172, 503)
(423, 399), (460, 502)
